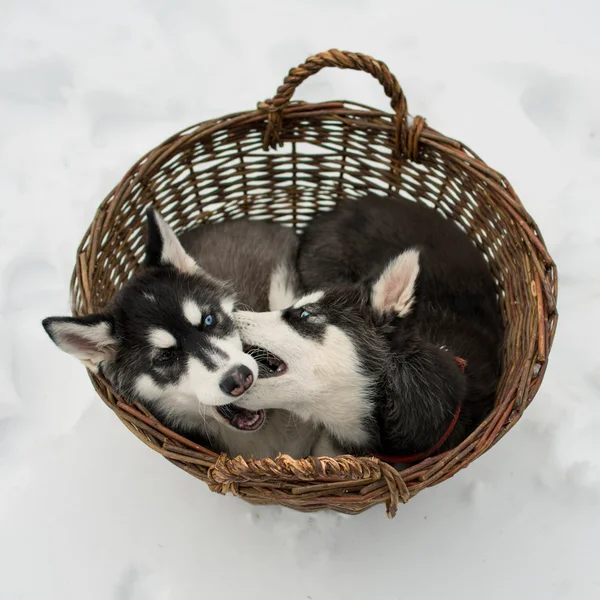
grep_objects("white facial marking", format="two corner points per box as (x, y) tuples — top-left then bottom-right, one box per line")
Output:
(269, 263), (298, 310)
(143, 293), (156, 302)
(211, 332), (241, 358)
(183, 299), (202, 326)
(148, 328), (177, 349)
(137, 328), (258, 410)
(221, 297), (236, 316)
(135, 373), (164, 400)
(293, 290), (325, 309)
(234, 310), (374, 448)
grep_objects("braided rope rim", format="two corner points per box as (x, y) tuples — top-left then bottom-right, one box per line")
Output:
(70, 50), (558, 518)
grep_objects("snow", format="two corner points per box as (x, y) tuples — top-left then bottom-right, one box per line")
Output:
(1, 0), (599, 598)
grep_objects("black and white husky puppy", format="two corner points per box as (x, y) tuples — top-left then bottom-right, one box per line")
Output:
(42, 210), (319, 458)
(235, 195), (504, 458)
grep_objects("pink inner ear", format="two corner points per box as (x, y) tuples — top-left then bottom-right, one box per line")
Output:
(63, 332), (100, 353)
(372, 249), (420, 315)
(56, 323), (116, 363)
(383, 268), (414, 308)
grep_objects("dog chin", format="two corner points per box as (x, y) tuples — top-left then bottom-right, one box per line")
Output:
(211, 408), (239, 430)
(208, 400), (267, 432)
(237, 382), (288, 412)
(217, 415), (267, 433)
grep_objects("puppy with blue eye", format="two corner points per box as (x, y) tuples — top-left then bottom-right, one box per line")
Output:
(236, 195), (503, 459)
(42, 209), (325, 459)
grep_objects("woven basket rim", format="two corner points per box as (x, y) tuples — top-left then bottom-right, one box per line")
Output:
(70, 50), (558, 518)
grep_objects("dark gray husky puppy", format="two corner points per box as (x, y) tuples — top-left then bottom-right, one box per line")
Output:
(235, 195), (503, 458)
(43, 210), (320, 458)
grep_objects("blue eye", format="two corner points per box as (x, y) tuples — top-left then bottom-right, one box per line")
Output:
(203, 314), (215, 327)
(300, 309), (311, 319)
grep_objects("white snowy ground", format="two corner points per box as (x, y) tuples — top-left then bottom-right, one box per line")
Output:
(1, 0), (599, 598)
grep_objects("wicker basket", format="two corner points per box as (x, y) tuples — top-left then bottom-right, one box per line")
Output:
(71, 50), (558, 518)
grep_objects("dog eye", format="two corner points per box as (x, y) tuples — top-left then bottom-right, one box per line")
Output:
(299, 309), (311, 320)
(155, 349), (177, 364)
(203, 313), (216, 328)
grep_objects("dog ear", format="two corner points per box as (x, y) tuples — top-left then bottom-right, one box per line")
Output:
(371, 249), (420, 316)
(144, 208), (200, 275)
(42, 315), (117, 370)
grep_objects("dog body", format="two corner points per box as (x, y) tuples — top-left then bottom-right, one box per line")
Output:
(43, 213), (320, 459)
(236, 195), (503, 456)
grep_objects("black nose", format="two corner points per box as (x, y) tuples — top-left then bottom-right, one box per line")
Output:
(219, 365), (254, 397)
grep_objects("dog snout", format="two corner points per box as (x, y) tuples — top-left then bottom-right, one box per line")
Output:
(219, 364), (254, 397)
(234, 310), (273, 331)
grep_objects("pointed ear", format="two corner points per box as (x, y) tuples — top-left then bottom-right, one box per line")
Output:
(371, 249), (420, 316)
(42, 315), (117, 370)
(145, 208), (199, 275)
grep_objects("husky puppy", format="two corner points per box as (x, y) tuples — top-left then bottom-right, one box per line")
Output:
(235, 195), (504, 457)
(42, 210), (319, 458)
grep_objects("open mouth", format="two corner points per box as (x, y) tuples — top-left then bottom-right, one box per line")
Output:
(216, 403), (266, 431)
(243, 345), (288, 378)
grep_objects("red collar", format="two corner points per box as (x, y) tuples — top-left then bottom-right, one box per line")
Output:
(375, 356), (467, 465)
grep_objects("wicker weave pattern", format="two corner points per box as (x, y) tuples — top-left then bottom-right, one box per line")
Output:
(71, 50), (557, 518)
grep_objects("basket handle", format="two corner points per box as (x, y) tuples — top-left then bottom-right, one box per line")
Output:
(258, 49), (410, 156)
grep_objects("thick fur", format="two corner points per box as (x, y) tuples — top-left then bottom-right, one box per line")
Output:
(236, 195), (503, 456)
(178, 220), (299, 312)
(43, 212), (321, 459)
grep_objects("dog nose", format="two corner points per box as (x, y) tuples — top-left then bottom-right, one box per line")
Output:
(219, 365), (254, 397)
